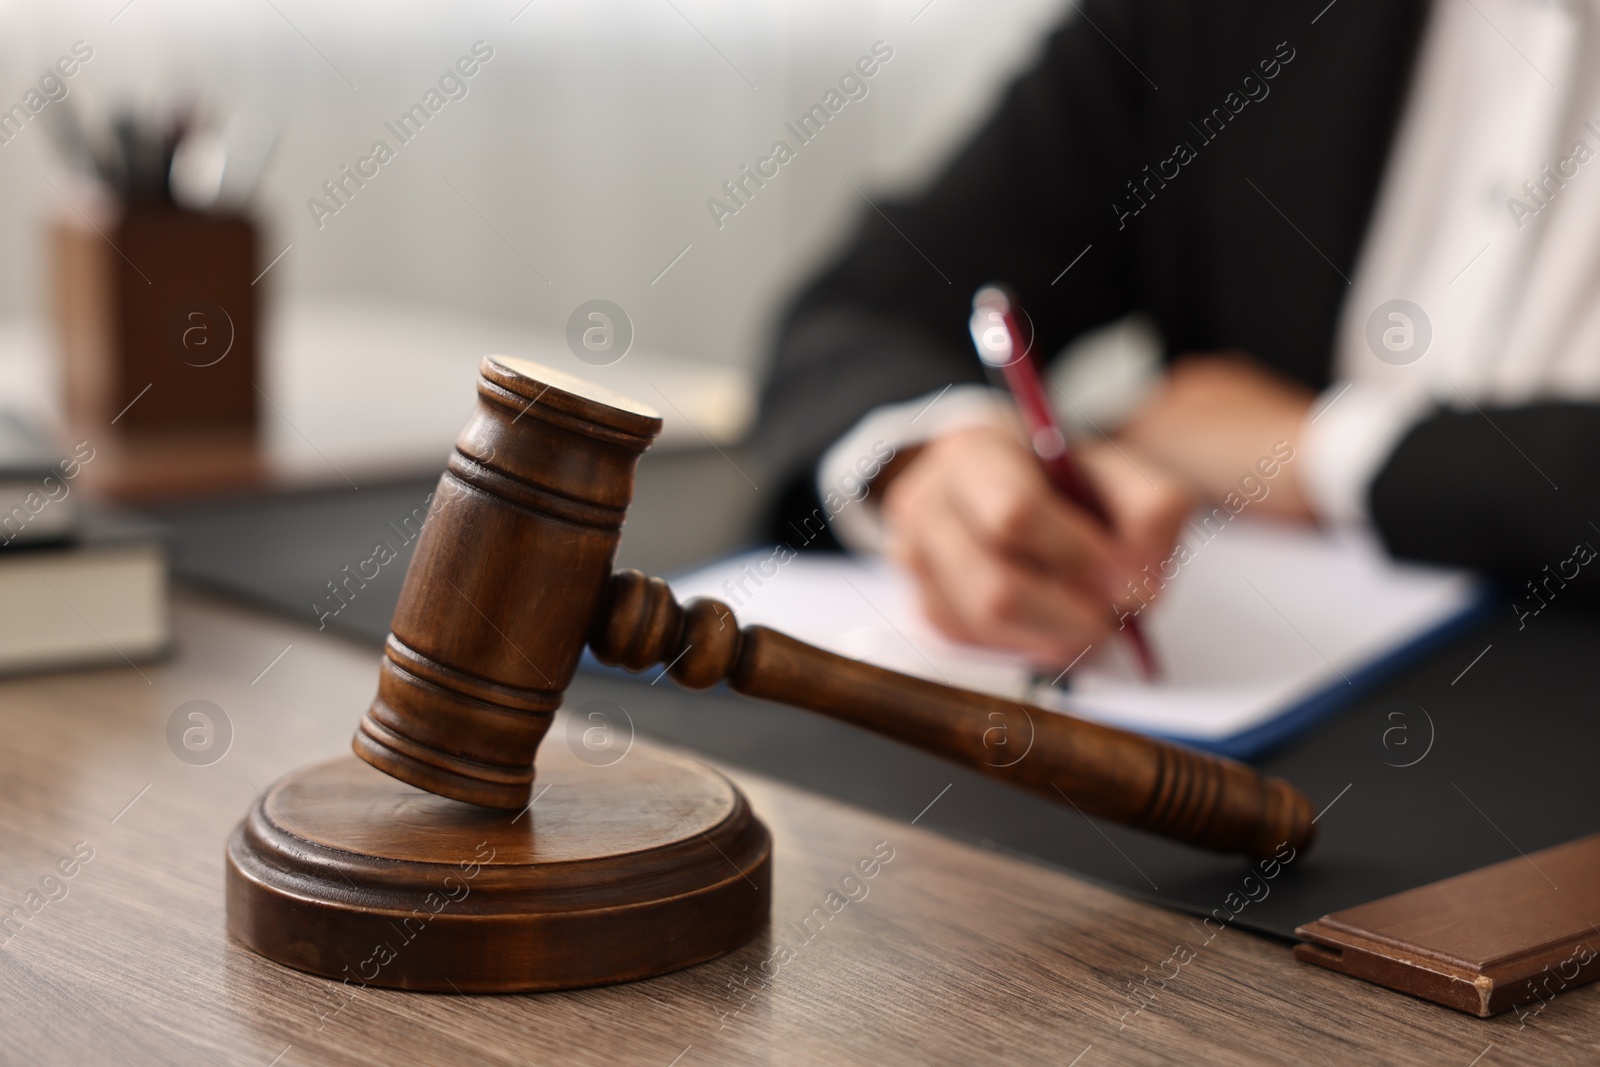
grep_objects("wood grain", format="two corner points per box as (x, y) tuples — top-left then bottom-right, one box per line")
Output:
(354, 355), (664, 809)
(0, 593), (1596, 1065)
(227, 749), (771, 992)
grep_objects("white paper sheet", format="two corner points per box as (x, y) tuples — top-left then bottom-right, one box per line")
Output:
(667, 517), (1484, 745)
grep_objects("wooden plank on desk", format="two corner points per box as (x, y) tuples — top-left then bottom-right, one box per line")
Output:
(0, 594), (1594, 1065)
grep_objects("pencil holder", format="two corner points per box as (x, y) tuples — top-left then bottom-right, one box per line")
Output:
(53, 202), (259, 437)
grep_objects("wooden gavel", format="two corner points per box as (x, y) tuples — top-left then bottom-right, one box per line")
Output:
(353, 356), (1315, 859)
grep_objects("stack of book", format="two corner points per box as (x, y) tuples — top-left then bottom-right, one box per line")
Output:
(0, 411), (168, 674)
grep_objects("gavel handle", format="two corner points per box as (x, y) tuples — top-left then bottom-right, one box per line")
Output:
(590, 571), (1314, 860)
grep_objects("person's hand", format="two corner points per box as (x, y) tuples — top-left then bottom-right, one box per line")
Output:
(1119, 354), (1317, 520)
(879, 424), (1193, 667)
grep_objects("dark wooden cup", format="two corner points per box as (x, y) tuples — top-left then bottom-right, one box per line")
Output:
(54, 204), (259, 435)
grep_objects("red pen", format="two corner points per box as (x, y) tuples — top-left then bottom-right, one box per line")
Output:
(967, 284), (1160, 680)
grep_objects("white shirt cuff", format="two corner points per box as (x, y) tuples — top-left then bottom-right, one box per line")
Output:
(817, 385), (1019, 554)
(1299, 382), (1429, 526)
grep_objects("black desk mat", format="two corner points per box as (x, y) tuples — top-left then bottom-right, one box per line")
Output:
(565, 605), (1597, 941)
(145, 478), (439, 645)
(146, 484), (1600, 941)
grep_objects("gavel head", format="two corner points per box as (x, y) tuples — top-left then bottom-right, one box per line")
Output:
(353, 355), (662, 808)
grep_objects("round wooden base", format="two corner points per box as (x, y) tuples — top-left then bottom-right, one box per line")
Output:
(226, 746), (771, 992)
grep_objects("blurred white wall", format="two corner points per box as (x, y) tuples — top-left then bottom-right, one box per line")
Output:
(0, 0), (1068, 374)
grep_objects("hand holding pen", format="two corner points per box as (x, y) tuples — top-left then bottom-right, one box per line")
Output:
(967, 284), (1173, 679)
(875, 293), (1191, 674)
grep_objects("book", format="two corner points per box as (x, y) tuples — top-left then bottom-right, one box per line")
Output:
(0, 506), (169, 675)
(0, 410), (87, 547)
(1295, 833), (1600, 1016)
(664, 517), (1490, 758)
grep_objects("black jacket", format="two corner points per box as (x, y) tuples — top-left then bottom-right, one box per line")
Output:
(753, 0), (1600, 594)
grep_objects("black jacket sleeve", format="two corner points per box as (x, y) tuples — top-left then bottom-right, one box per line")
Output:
(750, 0), (1431, 550)
(1370, 403), (1600, 595)
(750, 1), (1151, 540)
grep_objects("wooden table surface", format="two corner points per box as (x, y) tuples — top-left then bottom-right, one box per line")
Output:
(1, 594), (1595, 1066)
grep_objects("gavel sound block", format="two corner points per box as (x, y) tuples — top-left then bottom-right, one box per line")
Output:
(226, 356), (1315, 993)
